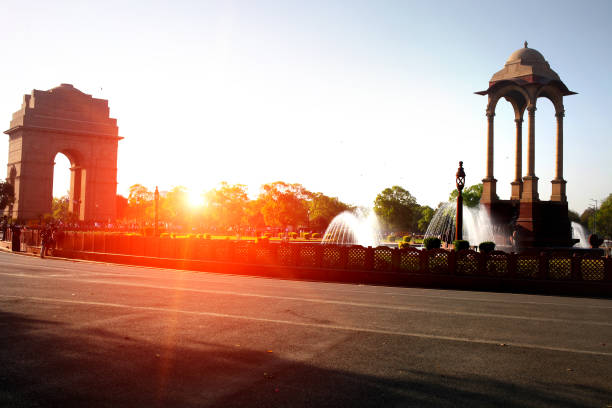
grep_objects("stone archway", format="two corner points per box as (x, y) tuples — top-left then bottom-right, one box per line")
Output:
(3, 84), (121, 221)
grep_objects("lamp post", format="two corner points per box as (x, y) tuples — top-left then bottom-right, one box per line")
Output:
(590, 198), (598, 235)
(154, 186), (159, 237)
(455, 161), (466, 241)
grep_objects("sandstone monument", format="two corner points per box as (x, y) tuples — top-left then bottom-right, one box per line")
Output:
(476, 43), (576, 248)
(4, 84), (120, 221)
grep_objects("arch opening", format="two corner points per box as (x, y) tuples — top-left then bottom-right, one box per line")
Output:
(52, 153), (72, 220)
(492, 100), (517, 200)
(533, 97), (556, 201)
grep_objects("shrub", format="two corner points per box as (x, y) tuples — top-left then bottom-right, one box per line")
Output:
(479, 241), (495, 253)
(398, 241), (411, 249)
(387, 235), (396, 242)
(453, 240), (470, 251)
(289, 232), (298, 239)
(403, 235), (412, 243)
(303, 232), (311, 240)
(263, 233), (271, 239)
(256, 236), (269, 244)
(204, 234), (211, 240)
(312, 233), (321, 239)
(423, 237), (441, 250)
(160, 232), (171, 238)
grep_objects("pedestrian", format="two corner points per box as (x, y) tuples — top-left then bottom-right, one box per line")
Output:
(40, 225), (53, 258)
(0, 216), (7, 241)
(10, 223), (21, 252)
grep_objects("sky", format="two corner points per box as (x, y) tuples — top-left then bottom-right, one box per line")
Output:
(1, 0), (611, 214)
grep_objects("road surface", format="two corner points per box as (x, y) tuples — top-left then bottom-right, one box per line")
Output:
(0, 250), (611, 407)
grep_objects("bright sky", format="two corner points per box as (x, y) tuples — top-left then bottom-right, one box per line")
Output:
(1, 0), (611, 214)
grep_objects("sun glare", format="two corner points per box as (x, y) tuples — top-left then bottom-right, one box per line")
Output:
(187, 189), (205, 208)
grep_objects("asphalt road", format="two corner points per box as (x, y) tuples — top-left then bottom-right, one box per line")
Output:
(0, 250), (611, 408)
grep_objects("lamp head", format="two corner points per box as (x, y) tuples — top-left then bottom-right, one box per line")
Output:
(456, 161), (466, 192)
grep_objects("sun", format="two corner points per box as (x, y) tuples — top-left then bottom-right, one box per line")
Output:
(187, 189), (205, 208)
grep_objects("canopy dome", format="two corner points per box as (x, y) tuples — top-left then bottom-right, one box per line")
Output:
(506, 47), (547, 65)
(490, 43), (560, 82)
(475, 43), (576, 97)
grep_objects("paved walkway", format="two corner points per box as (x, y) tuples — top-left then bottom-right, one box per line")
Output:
(0, 251), (611, 407)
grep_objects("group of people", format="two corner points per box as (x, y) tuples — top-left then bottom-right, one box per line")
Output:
(1, 216), (59, 258)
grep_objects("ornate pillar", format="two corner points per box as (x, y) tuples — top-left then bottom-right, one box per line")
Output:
(521, 105), (538, 202)
(510, 117), (523, 200)
(551, 110), (567, 202)
(481, 111), (497, 203)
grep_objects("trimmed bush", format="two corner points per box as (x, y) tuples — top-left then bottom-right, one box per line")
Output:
(423, 237), (441, 250)
(303, 232), (311, 240)
(256, 236), (269, 244)
(453, 240), (470, 252)
(312, 233), (321, 239)
(289, 232), (298, 239)
(479, 241), (495, 253)
(398, 241), (411, 249)
(387, 235), (396, 242)
(402, 235), (412, 243)
(160, 232), (171, 238)
(204, 234), (211, 240)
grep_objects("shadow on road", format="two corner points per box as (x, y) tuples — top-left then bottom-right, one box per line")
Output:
(0, 309), (610, 407)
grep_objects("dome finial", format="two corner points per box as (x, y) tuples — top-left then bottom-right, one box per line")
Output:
(524, 40), (528, 48)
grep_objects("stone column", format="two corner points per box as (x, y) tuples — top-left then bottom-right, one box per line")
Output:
(510, 118), (523, 200)
(481, 111), (497, 203)
(69, 166), (82, 216)
(522, 106), (538, 202)
(551, 110), (567, 202)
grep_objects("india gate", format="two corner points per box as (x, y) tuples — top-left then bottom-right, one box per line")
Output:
(4, 84), (120, 221)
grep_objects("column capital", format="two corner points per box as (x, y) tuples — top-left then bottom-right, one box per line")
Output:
(555, 110), (565, 118)
(514, 118), (524, 124)
(527, 106), (537, 114)
(486, 111), (495, 118)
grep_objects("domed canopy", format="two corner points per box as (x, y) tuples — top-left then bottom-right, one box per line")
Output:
(476, 42), (576, 96)
(506, 46), (547, 65)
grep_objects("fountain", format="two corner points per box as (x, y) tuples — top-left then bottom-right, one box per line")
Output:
(321, 209), (383, 247)
(424, 202), (498, 247)
(571, 221), (589, 248)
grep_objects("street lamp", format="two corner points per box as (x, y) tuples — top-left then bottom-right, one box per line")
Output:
(154, 186), (160, 237)
(590, 198), (598, 235)
(455, 161), (466, 241)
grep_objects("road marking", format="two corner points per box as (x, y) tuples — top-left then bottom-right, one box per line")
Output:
(2, 293), (611, 358)
(1, 270), (612, 326)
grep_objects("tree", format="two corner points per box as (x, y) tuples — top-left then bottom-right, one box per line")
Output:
(595, 194), (612, 239)
(417, 206), (435, 233)
(205, 182), (249, 230)
(580, 207), (596, 231)
(373, 186), (419, 231)
(308, 193), (352, 231)
(449, 183), (483, 208)
(0, 181), (14, 212)
(127, 184), (153, 223)
(245, 199), (266, 229)
(52, 196), (70, 220)
(258, 182), (312, 228)
(568, 209), (580, 224)
(161, 186), (190, 226)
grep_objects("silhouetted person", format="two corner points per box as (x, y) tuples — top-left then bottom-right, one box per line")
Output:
(10, 224), (21, 252)
(0, 216), (7, 241)
(40, 225), (55, 258)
